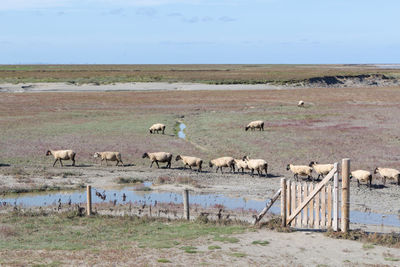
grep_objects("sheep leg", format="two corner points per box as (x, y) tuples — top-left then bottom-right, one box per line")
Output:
(294, 174), (298, 181)
(357, 180), (360, 188)
(53, 159), (58, 167)
(167, 160), (171, 168)
(105, 159), (109, 166)
(59, 159), (64, 167)
(115, 161), (119, 166)
(383, 177), (386, 186)
(251, 169), (254, 177)
(369, 177), (372, 189)
(258, 169), (262, 177)
(120, 160), (124, 167)
(150, 161), (154, 168)
(155, 161), (160, 168)
(220, 167), (224, 174)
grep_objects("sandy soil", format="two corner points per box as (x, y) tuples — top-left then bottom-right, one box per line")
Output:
(1, 228), (400, 266)
(0, 82), (297, 92)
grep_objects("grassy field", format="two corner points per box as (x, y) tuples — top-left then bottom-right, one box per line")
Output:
(1, 64), (400, 84)
(1, 87), (400, 173)
(0, 212), (246, 265)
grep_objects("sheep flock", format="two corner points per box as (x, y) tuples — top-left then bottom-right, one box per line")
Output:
(39, 119), (400, 189)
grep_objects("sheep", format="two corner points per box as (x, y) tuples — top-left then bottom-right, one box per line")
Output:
(245, 120), (264, 131)
(209, 157), (235, 174)
(142, 152), (172, 168)
(350, 170), (372, 188)
(374, 167), (400, 185)
(94, 151), (124, 166)
(149, 123), (166, 134)
(286, 164), (313, 181)
(234, 159), (249, 174)
(175, 155), (203, 172)
(46, 149), (76, 167)
(243, 156), (268, 177)
(298, 100), (304, 107)
(309, 161), (334, 181)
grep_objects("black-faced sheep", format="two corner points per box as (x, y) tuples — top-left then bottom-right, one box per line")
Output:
(176, 155), (203, 172)
(245, 120), (264, 131)
(149, 123), (166, 134)
(46, 150), (76, 167)
(234, 159), (249, 174)
(94, 151), (124, 166)
(309, 161), (334, 181)
(286, 164), (313, 181)
(209, 157), (235, 174)
(243, 156), (268, 177)
(374, 167), (400, 185)
(350, 170), (372, 188)
(142, 152), (172, 168)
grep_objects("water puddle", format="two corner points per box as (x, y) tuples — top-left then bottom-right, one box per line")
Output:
(1, 183), (399, 228)
(178, 123), (186, 139)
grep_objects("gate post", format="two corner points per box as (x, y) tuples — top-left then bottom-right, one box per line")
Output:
(86, 185), (92, 216)
(183, 189), (190, 220)
(341, 158), (350, 233)
(281, 178), (287, 227)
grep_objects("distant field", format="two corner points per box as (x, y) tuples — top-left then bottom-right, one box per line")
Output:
(1, 64), (400, 84)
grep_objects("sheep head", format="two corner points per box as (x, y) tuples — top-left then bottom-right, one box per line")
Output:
(175, 155), (182, 161)
(142, 153), (149, 159)
(208, 161), (214, 168)
(93, 152), (100, 158)
(45, 150), (52, 156)
(286, 164), (290, 171)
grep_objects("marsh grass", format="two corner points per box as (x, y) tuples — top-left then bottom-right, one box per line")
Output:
(0, 212), (245, 251)
(326, 229), (400, 248)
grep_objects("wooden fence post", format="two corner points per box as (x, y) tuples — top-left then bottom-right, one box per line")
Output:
(333, 162), (339, 231)
(281, 178), (287, 227)
(183, 189), (190, 220)
(341, 158), (350, 233)
(86, 185), (92, 216)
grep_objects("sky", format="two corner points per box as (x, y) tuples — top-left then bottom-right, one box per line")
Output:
(0, 0), (399, 64)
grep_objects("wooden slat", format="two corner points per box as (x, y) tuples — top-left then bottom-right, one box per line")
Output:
(291, 183), (296, 227)
(281, 179), (287, 227)
(333, 163), (339, 231)
(309, 183), (314, 227)
(287, 181), (291, 219)
(327, 184), (332, 228)
(286, 165), (337, 224)
(314, 190), (320, 228)
(303, 183), (308, 226)
(253, 188), (281, 225)
(321, 186), (326, 228)
(297, 184), (302, 227)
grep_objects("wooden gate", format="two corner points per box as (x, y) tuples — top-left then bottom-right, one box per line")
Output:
(281, 163), (340, 230)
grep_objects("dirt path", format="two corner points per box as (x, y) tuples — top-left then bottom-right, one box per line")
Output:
(1, 229), (399, 266)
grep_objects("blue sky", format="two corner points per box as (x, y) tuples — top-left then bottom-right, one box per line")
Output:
(1, 0), (399, 64)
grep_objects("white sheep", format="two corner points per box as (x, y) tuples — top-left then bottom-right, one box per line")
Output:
(142, 152), (172, 168)
(149, 123), (166, 134)
(309, 161), (334, 181)
(350, 170), (372, 188)
(209, 157), (235, 174)
(374, 167), (400, 185)
(286, 164), (313, 181)
(243, 156), (268, 177)
(46, 149), (76, 167)
(298, 100), (305, 107)
(234, 159), (249, 174)
(245, 120), (264, 131)
(94, 151), (124, 166)
(175, 155), (203, 172)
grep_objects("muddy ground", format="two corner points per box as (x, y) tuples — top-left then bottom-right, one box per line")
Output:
(1, 84), (400, 218)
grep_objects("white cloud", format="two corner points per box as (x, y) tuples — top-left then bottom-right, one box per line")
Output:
(0, 0), (263, 10)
